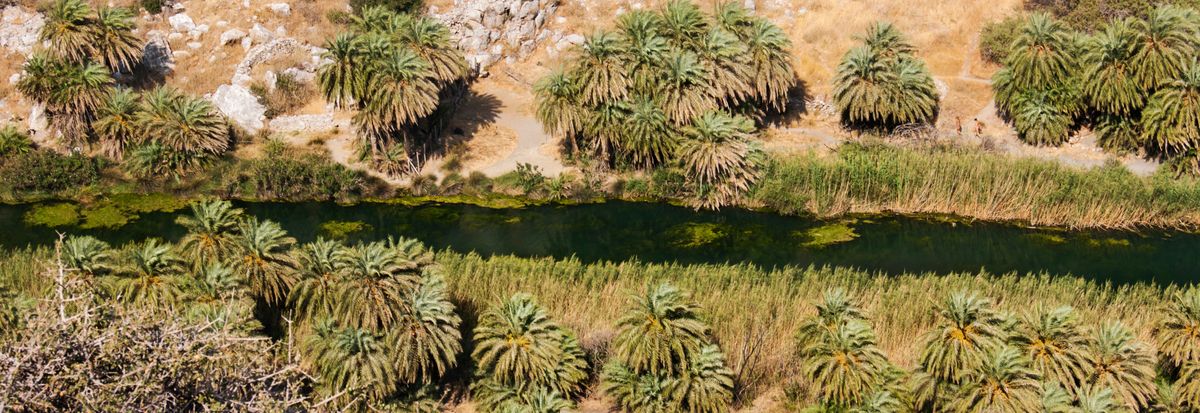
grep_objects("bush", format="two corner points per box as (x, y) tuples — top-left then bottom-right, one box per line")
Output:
(979, 16), (1023, 64)
(249, 73), (313, 119)
(349, 0), (422, 13)
(1025, 0), (1200, 30)
(1, 151), (100, 194)
(236, 150), (367, 201)
(140, 0), (163, 14)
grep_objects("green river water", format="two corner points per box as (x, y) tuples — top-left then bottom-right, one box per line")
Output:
(0, 200), (1196, 284)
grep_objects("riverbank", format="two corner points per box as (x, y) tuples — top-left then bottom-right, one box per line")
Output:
(5, 141), (1200, 230)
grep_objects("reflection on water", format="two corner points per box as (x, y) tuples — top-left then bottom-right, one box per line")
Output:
(0, 200), (1196, 284)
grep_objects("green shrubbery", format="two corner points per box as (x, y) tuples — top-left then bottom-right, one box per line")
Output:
(348, 0), (422, 13)
(979, 16), (1023, 64)
(233, 145), (368, 201)
(1025, 0), (1200, 30)
(0, 151), (101, 194)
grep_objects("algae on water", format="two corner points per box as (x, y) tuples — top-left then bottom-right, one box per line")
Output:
(24, 203), (80, 228)
(668, 222), (729, 248)
(798, 222), (859, 248)
(320, 220), (374, 240)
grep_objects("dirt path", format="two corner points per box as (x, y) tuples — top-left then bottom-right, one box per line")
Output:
(478, 86), (565, 177)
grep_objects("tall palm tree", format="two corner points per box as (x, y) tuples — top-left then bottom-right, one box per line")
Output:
(1175, 360), (1200, 410)
(670, 344), (735, 413)
(612, 283), (710, 376)
(657, 0), (708, 49)
(300, 318), (398, 406)
(319, 33), (365, 109)
(395, 17), (467, 84)
(797, 288), (868, 359)
(833, 46), (900, 126)
(90, 6), (142, 72)
(1132, 5), (1199, 92)
(389, 274), (462, 385)
(334, 240), (416, 331)
(533, 69), (587, 153)
(1077, 384), (1131, 413)
(622, 97), (678, 169)
(950, 346), (1042, 413)
(18, 57), (112, 142)
(114, 239), (184, 306)
(230, 218), (296, 306)
(833, 31), (937, 130)
(1082, 19), (1145, 116)
(741, 19), (795, 111)
(1012, 306), (1090, 394)
(289, 238), (345, 322)
(471, 293), (564, 388)
(1009, 81), (1082, 146)
(60, 235), (113, 277)
(617, 10), (668, 95)
(585, 100), (630, 163)
(657, 50), (716, 125)
(1086, 322), (1157, 410)
(919, 292), (1006, 384)
(1157, 287), (1200, 369)
(92, 87), (139, 159)
(997, 13), (1079, 97)
(696, 28), (752, 106)
(678, 111), (760, 209)
(39, 0), (94, 63)
(572, 31), (630, 106)
(1142, 62), (1200, 155)
(175, 199), (244, 265)
(186, 262), (245, 303)
(802, 320), (889, 408)
(355, 49), (439, 151)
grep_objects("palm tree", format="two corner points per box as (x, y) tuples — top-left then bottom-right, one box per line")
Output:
(39, 0), (94, 63)
(319, 33), (365, 109)
(1039, 382), (1074, 413)
(1142, 62), (1200, 155)
(919, 292), (1006, 384)
(834, 23), (937, 129)
(389, 274), (462, 385)
(175, 199), (244, 265)
(950, 346), (1042, 413)
(395, 16), (467, 84)
(1086, 322), (1156, 410)
(474, 379), (574, 413)
(92, 87), (139, 159)
(123, 141), (192, 181)
(572, 31), (630, 106)
(861, 22), (916, 58)
(602, 363), (673, 413)
(1008, 80), (1082, 146)
(1132, 5), (1199, 92)
(622, 97), (678, 169)
(1077, 384), (1131, 413)
(60, 235), (113, 276)
(1082, 19), (1145, 116)
(1012, 306), (1090, 394)
(678, 111), (760, 209)
(186, 262), (245, 303)
(657, 0), (708, 49)
(355, 49), (439, 151)
(230, 218), (296, 306)
(832, 47), (903, 127)
(797, 288), (868, 354)
(114, 239), (184, 306)
(334, 240), (416, 331)
(533, 69), (587, 153)
(17, 56), (112, 142)
(802, 320), (889, 408)
(585, 100), (630, 163)
(670, 344), (734, 413)
(740, 19), (795, 111)
(288, 238), (345, 322)
(300, 318), (398, 406)
(996, 13), (1079, 98)
(137, 87), (229, 156)
(471, 293), (564, 388)
(657, 50), (716, 125)
(1157, 287), (1200, 369)
(612, 283), (710, 376)
(0, 124), (33, 156)
(90, 6), (142, 72)
(1175, 360), (1200, 410)
(617, 10), (668, 95)
(696, 28), (752, 107)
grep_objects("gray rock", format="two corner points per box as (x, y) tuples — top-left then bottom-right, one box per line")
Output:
(0, 6), (44, 55)
(268, 3), (291, 16)
(269, 114), (336, 134)
(282, 67), (316, 84)
(168, 13), (196, 32)
(220, 29), (247, 45)
(211, 84), (266, 133)
(250, 23), (273, 43)
(142, 31), (175, 75)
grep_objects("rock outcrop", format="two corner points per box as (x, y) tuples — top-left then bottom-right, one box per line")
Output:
(211, 84), (267, 133)
(430, 0), (559, 71)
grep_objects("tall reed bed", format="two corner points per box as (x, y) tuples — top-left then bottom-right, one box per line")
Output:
(438, 252), (1176, 395)
(752, 143), (1200, 229)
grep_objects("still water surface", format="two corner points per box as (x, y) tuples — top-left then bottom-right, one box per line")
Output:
(0, 201), (1196, 284)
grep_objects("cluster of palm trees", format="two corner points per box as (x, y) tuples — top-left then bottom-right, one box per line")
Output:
(993, 7), (1200, 163)
(533, 0), (794, 208)
(832, 23), (939, 131)
(15, 0), (229, 179)
(797, 288), (1200, 412)
(55, 199), (737, 411)
(317, 6), (468, 175)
